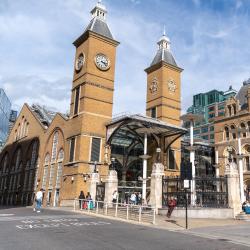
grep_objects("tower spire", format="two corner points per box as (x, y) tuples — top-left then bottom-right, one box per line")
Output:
(157, 27), (170, 50)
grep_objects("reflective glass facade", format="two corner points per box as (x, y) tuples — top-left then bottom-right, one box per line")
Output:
(0, 89), (11, 144)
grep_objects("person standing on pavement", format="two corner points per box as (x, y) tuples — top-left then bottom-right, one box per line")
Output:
(78, 191), (85, 209)
(130, 192), (136, 205)
(167, 196), (177, 218)
(112, 190), (118, 203)
(34, 188), (43, 213)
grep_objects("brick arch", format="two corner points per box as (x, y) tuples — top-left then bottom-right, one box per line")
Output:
(42, 127), (65, 165)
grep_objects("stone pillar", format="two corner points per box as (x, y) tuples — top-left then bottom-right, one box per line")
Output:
(104, 170), (118, 204)
(88, 173), (100, 201)
(225, 162), (242, 216)
(149, 163), (164, 213)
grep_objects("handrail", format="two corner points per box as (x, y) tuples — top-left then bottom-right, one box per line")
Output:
(74, 198), (155, 224)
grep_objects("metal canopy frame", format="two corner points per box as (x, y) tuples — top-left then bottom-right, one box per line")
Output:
(106, 114), (187, 152)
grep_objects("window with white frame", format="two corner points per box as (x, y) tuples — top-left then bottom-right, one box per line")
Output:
(56, 162), (63, 188)
(48, 164), (55, 189)
(90, 137), (101, 162)
(51, 132), (59, 162)
(42, 165), (48, 190)
(56, 149), (64, 188)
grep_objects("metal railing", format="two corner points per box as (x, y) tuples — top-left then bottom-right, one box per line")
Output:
(162, 176), (229, 208)
(74, 199), (156, 224)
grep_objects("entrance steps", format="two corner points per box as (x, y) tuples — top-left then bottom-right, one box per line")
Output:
(235, 211), (250, 220)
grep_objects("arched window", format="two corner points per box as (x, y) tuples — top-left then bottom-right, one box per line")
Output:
(225, 127), (230, 141)
(231, 125), (236, 139)
(232, 104), (236, 115)
(56, 149), (64, 188)
(2, 154), (8, 174)
(51, 131), (59, 162)
(241, 123), (246, 137)
(228, 106), (232, 117)
(25, 123), (29, 136)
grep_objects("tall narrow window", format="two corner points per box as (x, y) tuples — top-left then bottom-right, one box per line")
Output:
(74, 87), (80, 115)
(90, 137), (101, 162)
(231, 125), (236, 139)
(51, 132), (59, 161)
(151, 107), (157, 118)
(56, 149), (64, 188)
(42, 166), (48, 190)
(69, 137), (75, 162)
(241, 123), (246, 137)
(225, 127), (229, 141)
(30, 141), (38, 168)
(48, 164), (55, 189)
(168, 149), (176, 170)
(42, 154), (50, 190)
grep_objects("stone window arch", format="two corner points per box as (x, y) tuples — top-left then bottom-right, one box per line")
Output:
(241, 123), (246, 138)
(224, 126), (230, 141)
(230, 125), (236, 139)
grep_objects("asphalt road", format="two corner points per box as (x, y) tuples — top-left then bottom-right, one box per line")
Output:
(0, 207), (249, 250)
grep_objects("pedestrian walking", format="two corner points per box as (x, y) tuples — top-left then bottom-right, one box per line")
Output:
(78, 191), (85, 209)
(112, 190), (118, 203)
(167, 196), (177, 218)
(34, 188), (43, 213)
(130, 192), (136, 205)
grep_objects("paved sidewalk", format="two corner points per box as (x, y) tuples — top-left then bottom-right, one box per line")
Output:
(46, 206), (248, 231)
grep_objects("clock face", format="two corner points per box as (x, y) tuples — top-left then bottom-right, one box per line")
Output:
(168, 78), (177, 93)
(75, 53), (85, 72)
(95, 53), (110, 71)
(149, 77), (158, 94)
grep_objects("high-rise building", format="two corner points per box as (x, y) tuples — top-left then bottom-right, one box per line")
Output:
(0, 89), (11, 148)
(183, 86), (237, 143)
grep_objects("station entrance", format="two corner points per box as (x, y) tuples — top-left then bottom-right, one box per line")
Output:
(106, 114), (187, 204)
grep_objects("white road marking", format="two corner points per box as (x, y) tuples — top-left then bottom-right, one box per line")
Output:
(0, 214), (14, 216)
(16, 220), (111, 230)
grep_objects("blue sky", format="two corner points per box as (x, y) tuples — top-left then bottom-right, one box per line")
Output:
(0, 0), (250, 115)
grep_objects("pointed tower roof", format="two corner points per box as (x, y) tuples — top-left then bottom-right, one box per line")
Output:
(73, 1), (117, 47)
(150, 29), (177, 67)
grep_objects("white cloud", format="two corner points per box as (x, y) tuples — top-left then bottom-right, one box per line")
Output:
(0, 0), (250, 118)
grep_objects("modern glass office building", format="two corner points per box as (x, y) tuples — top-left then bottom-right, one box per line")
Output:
(0, 89), (11, 146)
(183, 86), (237, 143)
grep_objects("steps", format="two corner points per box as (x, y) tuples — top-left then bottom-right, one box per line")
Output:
(235, 211), (250, 220)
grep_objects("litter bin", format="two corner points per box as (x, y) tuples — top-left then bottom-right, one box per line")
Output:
(245, 206), (250, 214)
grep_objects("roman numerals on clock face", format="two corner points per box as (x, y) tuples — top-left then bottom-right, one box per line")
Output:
(95, 53), (110, 71)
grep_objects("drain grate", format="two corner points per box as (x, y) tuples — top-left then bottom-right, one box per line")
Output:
(218, 238), (230, 242)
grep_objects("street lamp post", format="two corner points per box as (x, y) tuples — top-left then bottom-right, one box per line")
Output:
(139, 133), (151, 202)
(180, 113), (203, 206)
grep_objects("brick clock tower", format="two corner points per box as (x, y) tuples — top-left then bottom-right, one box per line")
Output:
(145, 31), (183, 173)
(62, 1), (119, 201)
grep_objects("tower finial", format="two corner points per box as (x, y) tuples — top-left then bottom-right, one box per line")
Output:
(91, 0), (107, 20)
(163, 25), (166, 36)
